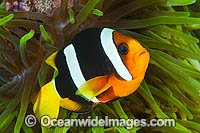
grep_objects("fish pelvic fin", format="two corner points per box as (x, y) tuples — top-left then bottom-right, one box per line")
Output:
(45, 51), (59, 72)
(96, 87), (119, 103)
(75, 76), (111, 101)
(33, 80), (61, 122)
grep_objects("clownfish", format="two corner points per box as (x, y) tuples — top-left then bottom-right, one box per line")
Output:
(33, 28), (150, 120)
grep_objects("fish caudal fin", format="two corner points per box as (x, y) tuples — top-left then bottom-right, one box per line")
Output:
(45, 51), (59, 72)
(33, 80), (61, 121)
(75, 76), (111, 101)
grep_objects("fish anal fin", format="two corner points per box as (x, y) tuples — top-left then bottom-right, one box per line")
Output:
(45, 51), (59, 72)
(75, 76), (111, 101)
(60, 98), (97, 113)
(33, 80), (61, 121)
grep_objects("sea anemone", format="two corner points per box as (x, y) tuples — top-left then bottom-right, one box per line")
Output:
(0, 0), (200, 133)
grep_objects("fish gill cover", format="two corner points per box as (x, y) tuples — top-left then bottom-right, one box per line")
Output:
(0, 0), (200, 133)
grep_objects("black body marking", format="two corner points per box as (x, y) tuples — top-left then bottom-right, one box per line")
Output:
(55, 50), (93, 105)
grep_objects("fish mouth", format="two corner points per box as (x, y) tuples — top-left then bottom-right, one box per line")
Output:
(129, 48), (149, 79)
(137, 48), (150, 65)
(139, 48), (148, 57)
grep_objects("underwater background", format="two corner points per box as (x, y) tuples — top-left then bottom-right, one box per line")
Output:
(0, 0), (200, 132)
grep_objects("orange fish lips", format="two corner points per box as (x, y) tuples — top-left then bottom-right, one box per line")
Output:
(138, 48), (150, 69)
(139, 48), (149, 57)
(130, 48), (150, 79)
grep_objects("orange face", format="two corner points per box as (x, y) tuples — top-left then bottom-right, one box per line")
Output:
(113, 31), (150, 80)
(98, 31), (150, 102)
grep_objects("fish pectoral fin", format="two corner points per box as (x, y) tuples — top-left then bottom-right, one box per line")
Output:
(33, 80), (61, 121)
(75, 76), (111, 101)
(45, 51), (59, 72)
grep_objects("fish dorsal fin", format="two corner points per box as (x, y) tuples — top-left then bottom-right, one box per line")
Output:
(45, 51), (59, 72)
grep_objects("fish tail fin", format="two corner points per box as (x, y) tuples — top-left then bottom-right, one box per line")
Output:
(33, 80), (61, 121)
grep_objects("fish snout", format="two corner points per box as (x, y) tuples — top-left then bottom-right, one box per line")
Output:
(131, 48), (150, 78)
(138, 48), (148, 57)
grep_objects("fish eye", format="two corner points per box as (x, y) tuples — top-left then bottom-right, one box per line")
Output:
(117, 43), (128, 55)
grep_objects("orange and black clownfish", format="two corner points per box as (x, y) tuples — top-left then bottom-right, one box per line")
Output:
(33, 28), (150, 120)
